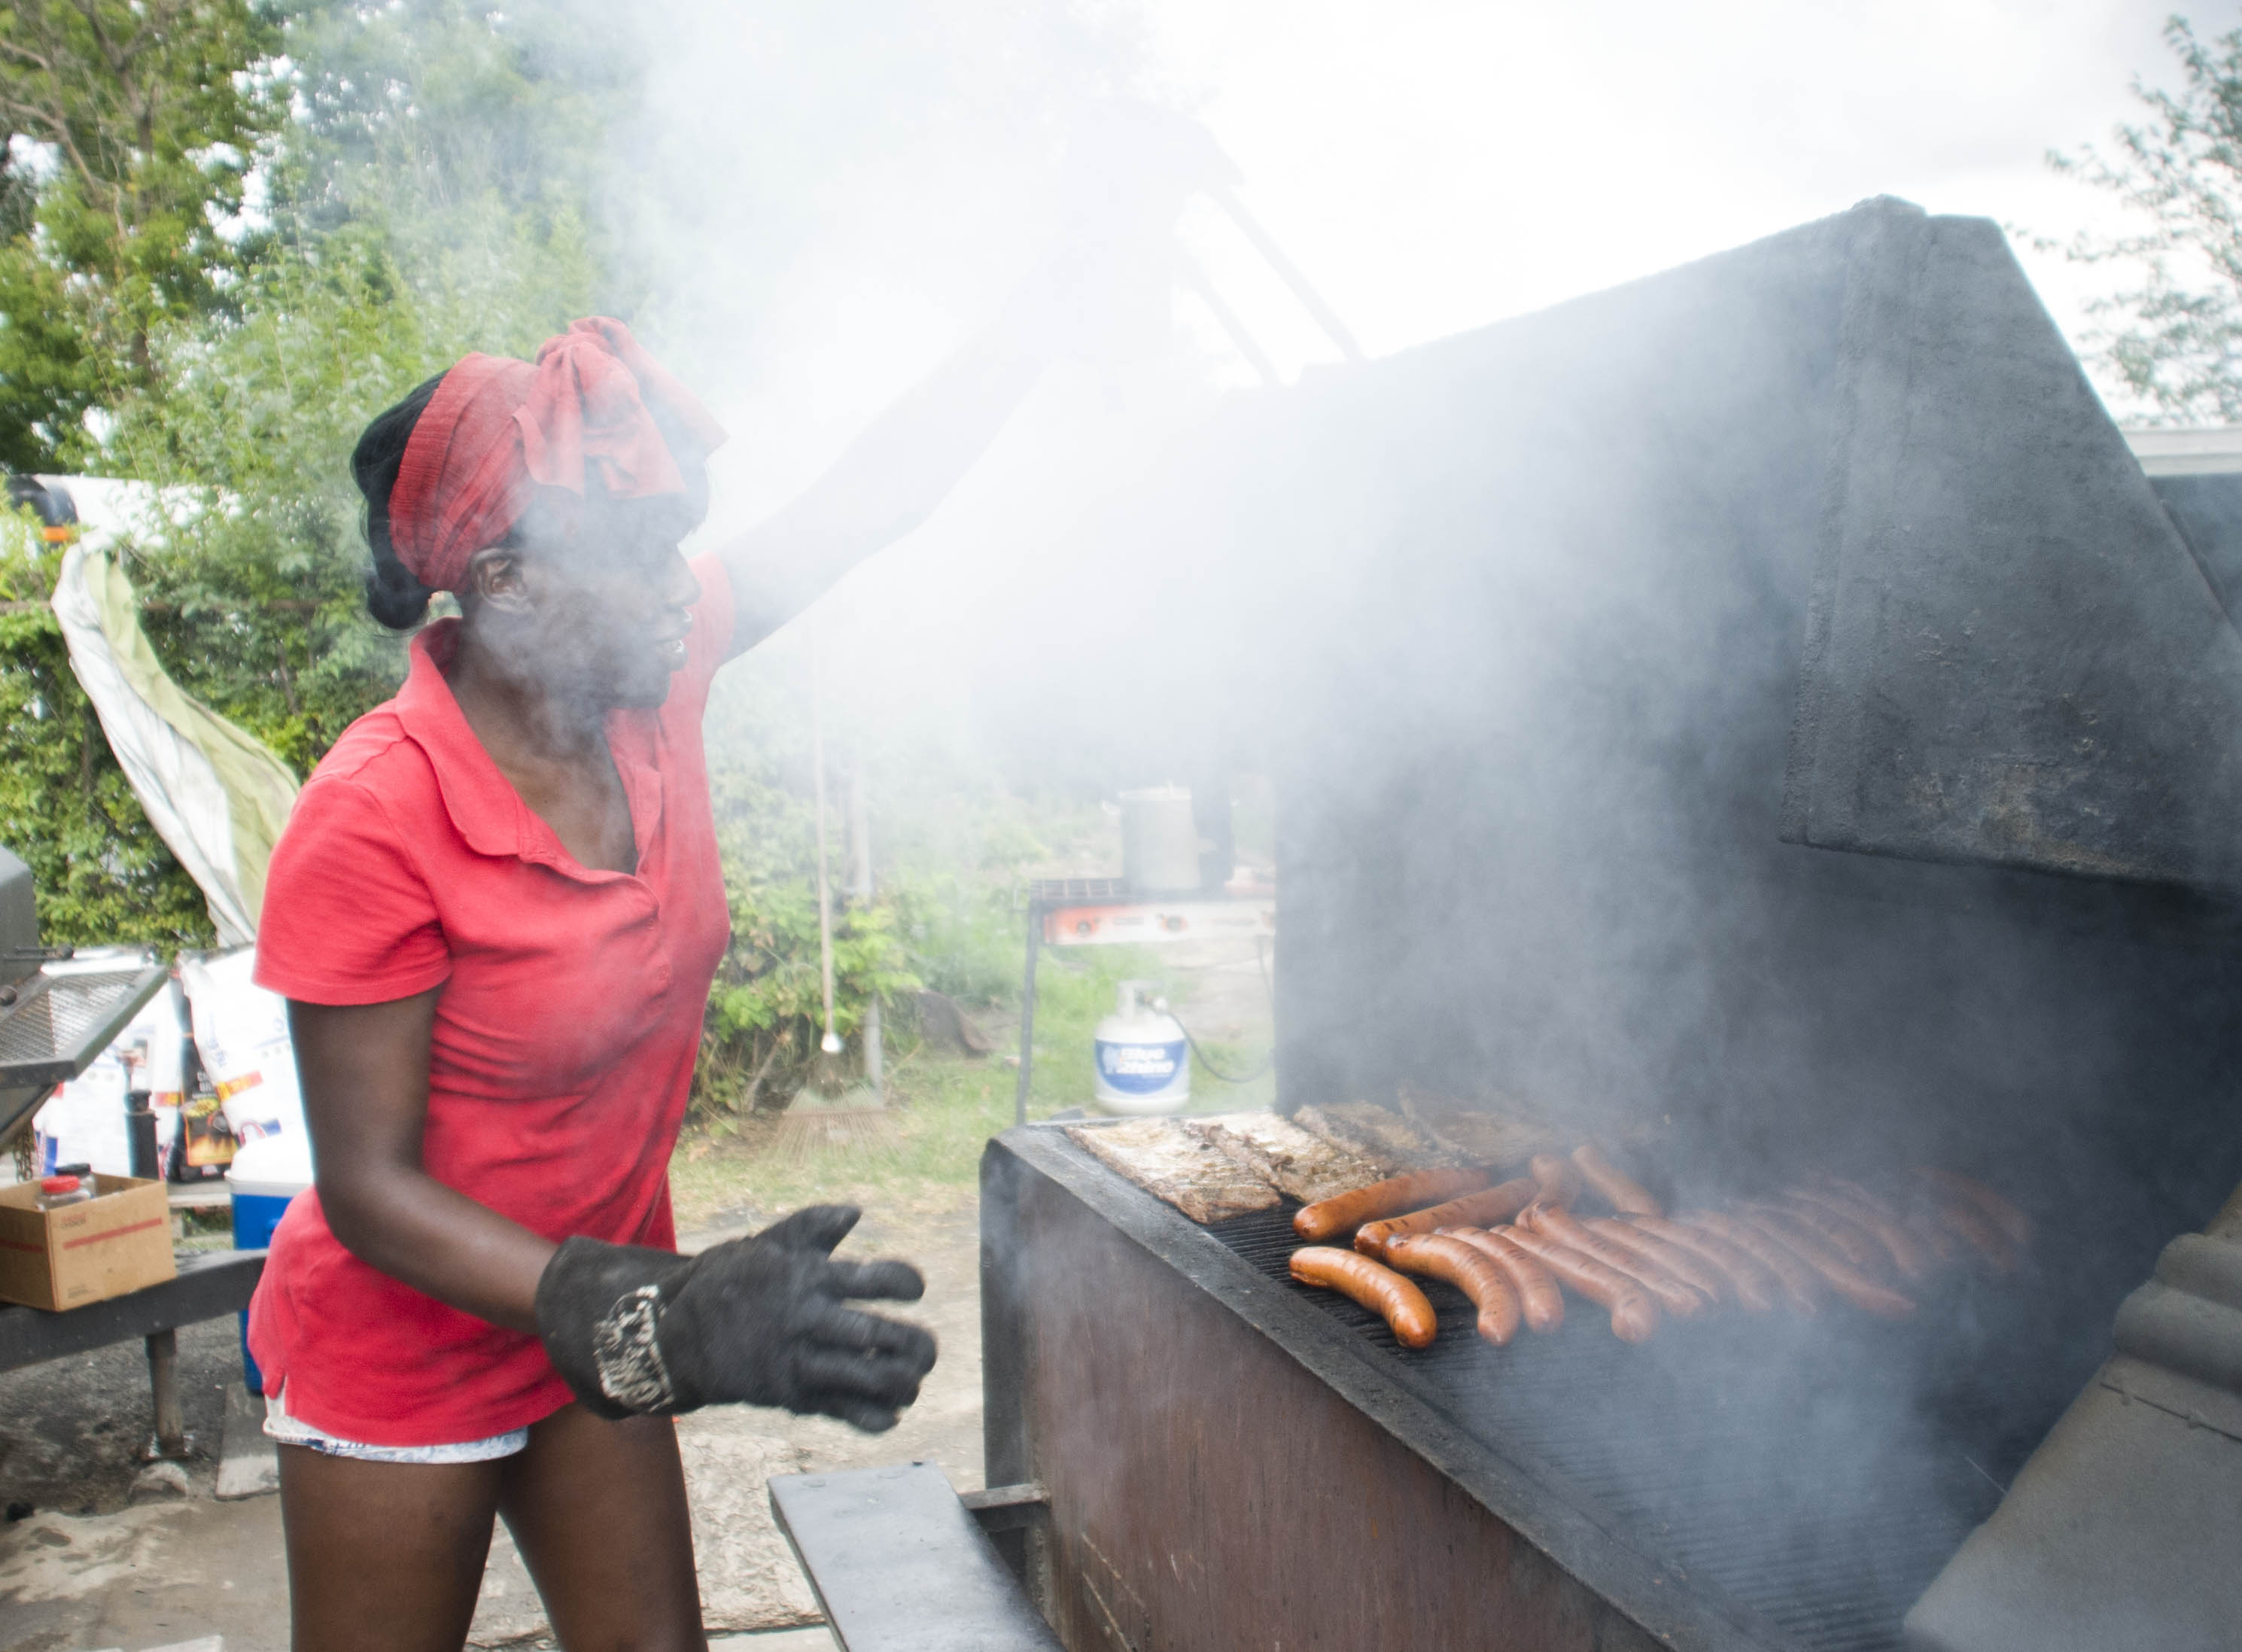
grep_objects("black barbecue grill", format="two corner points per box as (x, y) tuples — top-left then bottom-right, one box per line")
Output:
(0, 955), (172, 1094)
(981, 195), (2242, 1652)
(0, 848), (167, 1143)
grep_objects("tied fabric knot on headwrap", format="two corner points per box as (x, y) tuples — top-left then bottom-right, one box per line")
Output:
(389, 317), (729, 594)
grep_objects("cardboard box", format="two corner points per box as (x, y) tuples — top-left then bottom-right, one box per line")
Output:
(0, 1175), (175, 1310)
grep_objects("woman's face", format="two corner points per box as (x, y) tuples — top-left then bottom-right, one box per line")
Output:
(476, 495), (702, 713)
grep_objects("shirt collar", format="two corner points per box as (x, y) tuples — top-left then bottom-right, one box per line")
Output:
(395, 619), (660, 878)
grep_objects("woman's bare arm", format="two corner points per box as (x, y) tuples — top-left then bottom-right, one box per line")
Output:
(288, 993), (555, 1334)
(716, 327), (1042, 658)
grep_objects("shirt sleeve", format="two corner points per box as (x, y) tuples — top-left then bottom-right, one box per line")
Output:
(254, 774), (452, 1005)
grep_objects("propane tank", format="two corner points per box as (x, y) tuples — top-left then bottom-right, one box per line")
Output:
(1092, 980), (1190, 1115)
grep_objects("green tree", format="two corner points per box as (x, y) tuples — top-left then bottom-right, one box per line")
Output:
(94, 0), (626, 771)
(0, 513), (209, 943)
(2053, 15), (2242, 420)
(0, 0), (629, 931)
(0, 0), (280, 467)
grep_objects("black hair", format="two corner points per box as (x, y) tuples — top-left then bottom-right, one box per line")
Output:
(352, 373), (447, 630)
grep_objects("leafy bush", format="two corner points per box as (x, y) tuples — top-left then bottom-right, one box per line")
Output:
(0, 512), (210, 945)
(694, 755), (922, 1118)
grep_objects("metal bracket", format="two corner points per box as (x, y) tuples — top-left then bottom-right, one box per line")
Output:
(960, 1480), (1050, 1535)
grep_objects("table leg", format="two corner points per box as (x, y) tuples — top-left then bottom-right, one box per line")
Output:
(145, 1328), (189, 1459)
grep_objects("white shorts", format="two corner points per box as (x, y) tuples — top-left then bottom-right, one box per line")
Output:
(263, 1384), (531, 1465)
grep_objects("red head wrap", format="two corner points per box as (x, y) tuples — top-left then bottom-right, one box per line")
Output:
(388, 317), (729, 594)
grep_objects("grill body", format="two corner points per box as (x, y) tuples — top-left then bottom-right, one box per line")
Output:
(983, 1129), (2049, 1652)
(984, 1130), (1677, 1652)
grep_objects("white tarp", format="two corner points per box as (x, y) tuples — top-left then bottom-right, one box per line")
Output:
(44, 480), (300, 945)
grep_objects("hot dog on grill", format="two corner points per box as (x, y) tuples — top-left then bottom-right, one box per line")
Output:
(1818, 1174), (1956, 1263)
(1589, 1216), (1738, 1307)
(1678, 1210), (1822, 1313)
(1912, 1167), (2033, 1255)
(1288, 1246), (1440, 1349)
(1500, 1224), (1662, 1343)
(1526, 1203), (1705, 1318)
(1294, 1167), (1489, 1244)
(1620, 1215), (1780, 1313)
(1529, 1153), (1581, 1208)
(1441, 1226), (1566, 1334)
(1734, 1207), (1917, 1319)
(1768, 1192), (1888, 1275)
(1384, 1233), (1523, 1346)
(1572, 1143), (1663, 1217)
(1355, 1176), (1536, 1259)
(1785, 1185), (1929, 1280)
(1909, 1184), (2020, 1274)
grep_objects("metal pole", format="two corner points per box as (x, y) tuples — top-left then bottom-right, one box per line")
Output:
(145, 1328), (187, 1459)
(1013, 906), (1041, 1128)
(849, 747), (883, 1095)
(1206, 183), (1365, 362)
(1176, 248), (1281, 389)
(809, 625), (839, 1057)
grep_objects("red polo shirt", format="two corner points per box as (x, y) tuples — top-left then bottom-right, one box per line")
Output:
(247, 554), (735, 1445)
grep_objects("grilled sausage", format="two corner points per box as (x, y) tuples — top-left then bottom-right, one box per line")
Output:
(1529, 1153), (1581, 1207)
(1572, 1142), (1663, 1218)
(1288, 1247), (1440, 1349)
(1620, 1215), (1780, 1313)
(1678, 1209), (1822, 1314)
(1911, 1185), (2021, 1274)
(1589, 1217), (1737, 1307)
(1769, 1192), (1888, 1274)
(1526, 1203), (1706, 1318)
(1786, 1186), (1930, 1280)
(1819, 1174), (1957, 1263)
(1294, 1168), (1489, 1243)
(1501, 1225), (1661, 1343)
(1734, 1208), (1917, 1319)
(1385, 1234), (1524, 1346)
(1442, 1226), (1566, 1333)
(1912, 1167), (2034, 1252)
(1355, 1176), (1536, 1259)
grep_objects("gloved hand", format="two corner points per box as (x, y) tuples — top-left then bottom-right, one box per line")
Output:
(534, 1204), (935, 1431)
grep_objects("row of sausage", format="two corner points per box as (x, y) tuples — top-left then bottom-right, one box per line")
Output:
(1286, 1145), (2033, 1349)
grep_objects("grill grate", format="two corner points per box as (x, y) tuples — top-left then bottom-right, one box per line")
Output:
(1210, 1205), (2064, 1652)
(0, 957), (166, 1091)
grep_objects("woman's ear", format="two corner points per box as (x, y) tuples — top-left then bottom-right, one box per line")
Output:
(464, 546), (531, 613)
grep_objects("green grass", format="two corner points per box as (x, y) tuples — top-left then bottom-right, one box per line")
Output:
(668, 942), (1277, 1230)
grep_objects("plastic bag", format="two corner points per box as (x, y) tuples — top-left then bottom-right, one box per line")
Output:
(179, 948), (306, 1148)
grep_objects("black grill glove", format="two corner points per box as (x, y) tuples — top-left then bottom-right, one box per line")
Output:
(534, 1204), (935, 1432)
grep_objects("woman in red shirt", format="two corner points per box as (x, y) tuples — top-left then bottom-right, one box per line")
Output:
(251, 316), (1041, 1651)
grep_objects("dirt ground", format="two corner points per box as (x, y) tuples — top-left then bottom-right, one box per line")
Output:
(0, 1199), (981, 1652)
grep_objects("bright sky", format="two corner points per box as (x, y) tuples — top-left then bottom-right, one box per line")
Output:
(669, 1), (2240, 698)
(1151, 0), (2213, 389)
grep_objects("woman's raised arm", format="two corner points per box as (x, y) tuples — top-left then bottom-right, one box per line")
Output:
(715, 324), (1044, 657)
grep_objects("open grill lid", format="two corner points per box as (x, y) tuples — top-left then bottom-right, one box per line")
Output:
(1003, 196), (2242, 902)
(1778, 200), (2242, 893)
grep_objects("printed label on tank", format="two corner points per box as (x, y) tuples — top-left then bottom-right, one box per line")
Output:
(1095, 1039), (1187, 1094)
